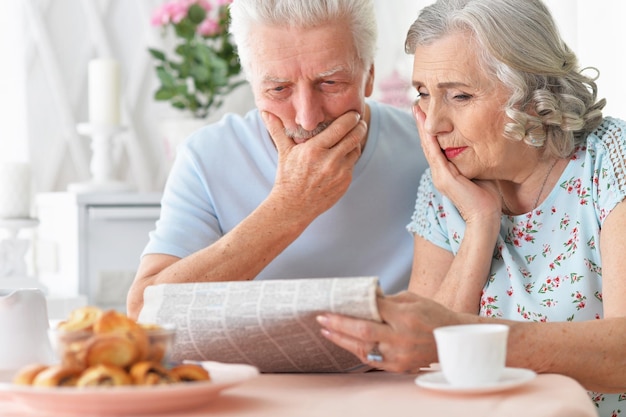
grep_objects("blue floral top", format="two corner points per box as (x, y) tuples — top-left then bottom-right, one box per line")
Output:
(408, 117), (626, 417)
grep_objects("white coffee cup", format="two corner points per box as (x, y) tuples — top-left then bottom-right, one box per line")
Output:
(433, 323), (509, 387)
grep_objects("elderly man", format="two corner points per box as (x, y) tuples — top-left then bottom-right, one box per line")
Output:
(127, 0), (427, 318)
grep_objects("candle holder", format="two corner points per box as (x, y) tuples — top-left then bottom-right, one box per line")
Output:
(68, 123), (135, 193)
(0, 218), (47, 291)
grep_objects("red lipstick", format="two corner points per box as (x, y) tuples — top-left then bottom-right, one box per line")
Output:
(444, 147), (467, 159)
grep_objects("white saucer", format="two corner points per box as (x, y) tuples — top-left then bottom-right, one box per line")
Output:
(415, 367), (537, 394)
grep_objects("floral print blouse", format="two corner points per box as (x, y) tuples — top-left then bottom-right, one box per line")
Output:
(407, 117), (626, 417)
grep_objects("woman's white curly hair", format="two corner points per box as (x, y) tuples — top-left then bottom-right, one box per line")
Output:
(405, 0), (606, 158)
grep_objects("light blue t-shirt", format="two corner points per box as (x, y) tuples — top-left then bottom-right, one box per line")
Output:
(144, 100), (427, 294)
(408, 117), (626, 416)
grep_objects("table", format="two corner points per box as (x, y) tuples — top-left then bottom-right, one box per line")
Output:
(0, 371), (596, 416)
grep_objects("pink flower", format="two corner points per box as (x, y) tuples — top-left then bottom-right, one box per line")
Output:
(196, 0), (214, 12)
(151, 4), (171, 26)
(215, 0), (233, 5)
(151, 1), (190, 26)
(198, 18), (220, 36)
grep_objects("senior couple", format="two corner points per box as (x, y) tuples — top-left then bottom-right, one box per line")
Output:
(128, 1), (626, 416)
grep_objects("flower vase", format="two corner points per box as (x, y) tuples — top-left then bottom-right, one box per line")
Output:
(159, 116), (209, 164)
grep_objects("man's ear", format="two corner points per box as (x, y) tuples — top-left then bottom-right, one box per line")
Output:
(365, 64), (375, 97)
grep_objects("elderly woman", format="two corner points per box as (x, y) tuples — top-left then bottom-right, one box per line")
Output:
(316, 0), (626, 415)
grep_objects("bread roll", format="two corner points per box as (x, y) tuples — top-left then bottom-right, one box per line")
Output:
(57, 306), (102, 332)
(32, 365), (82, 387)
(76, 364), (132, 387)
(130, 361), (178, 385)
(12, 363), (49, 385)
(93, 310), (150, 362)
(169, 364), (211, 382)
(84, 334), (138, 369)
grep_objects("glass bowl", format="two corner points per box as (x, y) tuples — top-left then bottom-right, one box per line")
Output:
(50, 324), (176, 368)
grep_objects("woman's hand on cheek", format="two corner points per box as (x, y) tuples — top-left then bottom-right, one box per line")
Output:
(413, 105), (472, 199)
(413, 104), (456, 180)
(413, 104), (501, 224)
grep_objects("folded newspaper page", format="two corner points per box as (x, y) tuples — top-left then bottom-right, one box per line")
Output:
(139, 276), (382, 373)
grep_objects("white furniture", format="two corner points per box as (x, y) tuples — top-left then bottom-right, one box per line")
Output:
(0, 218), (39, 282)
(35, 192), (161, 312)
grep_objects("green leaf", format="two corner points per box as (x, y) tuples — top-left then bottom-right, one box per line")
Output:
(156, 67), (176, 87)
(177, 62), (191, 78)
(154, 87), (175, 100)
(191, 65), (210, 83)
(148, 48), (166, 61)
(194, 44), (215, 64)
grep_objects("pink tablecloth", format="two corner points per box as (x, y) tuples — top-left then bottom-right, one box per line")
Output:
(0, 371), (597, 417)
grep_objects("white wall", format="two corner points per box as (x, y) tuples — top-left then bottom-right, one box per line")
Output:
(544, 0), (626, 118)
(0, 2), (28, 163)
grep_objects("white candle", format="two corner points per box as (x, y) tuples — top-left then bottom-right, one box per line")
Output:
(88, 59), (121, 126)
(0, 162), (31, 219)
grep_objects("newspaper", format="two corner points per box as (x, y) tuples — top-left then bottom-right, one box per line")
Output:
(138, 276), (382, 373)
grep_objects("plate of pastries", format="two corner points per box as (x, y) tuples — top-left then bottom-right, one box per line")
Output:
(0, 306), (259, 416)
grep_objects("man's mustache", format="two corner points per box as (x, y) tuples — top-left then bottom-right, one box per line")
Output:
(284, 122), (330, 140)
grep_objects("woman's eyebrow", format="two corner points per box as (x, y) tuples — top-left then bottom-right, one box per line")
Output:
(412, 80), (470, 89)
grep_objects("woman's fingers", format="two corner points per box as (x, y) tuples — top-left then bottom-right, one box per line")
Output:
(316, 314), (384, 363)
(316, 293), (444, 373)
(413, 104), (446, 170)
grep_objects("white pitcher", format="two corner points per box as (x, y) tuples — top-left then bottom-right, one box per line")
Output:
(0, 288), (55, 382)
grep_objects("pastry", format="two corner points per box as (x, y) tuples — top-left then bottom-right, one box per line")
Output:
(169, 364), (211, 382)
(84, 334), (138, 369)
(93, 310), (150, 362)
(143, 325), (172, 363)
(32, 364), (82, 387)
(76, 364), (132, 387)
(58, 338), (88, 369)
(57, 306), (102, 332)
(130, 361), (178, 385)
(12, 363), (49, 385)
(35, 305), (185, 389)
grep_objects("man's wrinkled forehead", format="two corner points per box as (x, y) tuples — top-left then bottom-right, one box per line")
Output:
(246, 22), (361, 76)
(259, 65), (356, 84)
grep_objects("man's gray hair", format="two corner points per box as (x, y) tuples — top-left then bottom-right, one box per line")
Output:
(229, 0), (377, 77)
